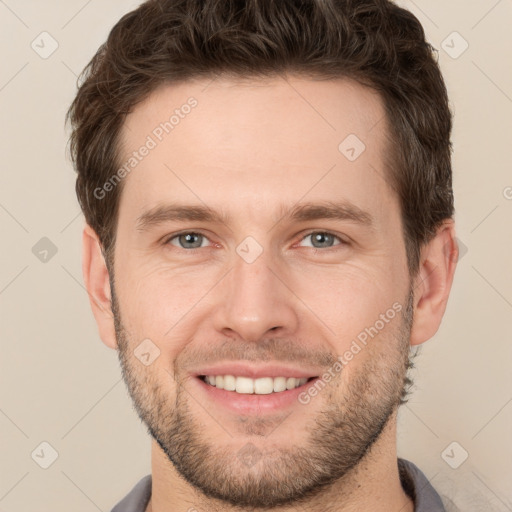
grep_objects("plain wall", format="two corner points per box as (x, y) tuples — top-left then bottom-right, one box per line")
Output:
(0, 0), (511, 510)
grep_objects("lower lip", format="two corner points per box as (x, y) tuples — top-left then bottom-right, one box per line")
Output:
(192, 376), (319, 414)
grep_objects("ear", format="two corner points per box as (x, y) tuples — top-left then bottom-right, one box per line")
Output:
(410, 219), (458, 346)
(82, 224), (118, 349)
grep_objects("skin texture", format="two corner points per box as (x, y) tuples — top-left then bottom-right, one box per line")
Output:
(82, 75), (458, 511)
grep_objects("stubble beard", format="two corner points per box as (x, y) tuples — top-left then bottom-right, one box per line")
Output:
(113, 285), (414, 509)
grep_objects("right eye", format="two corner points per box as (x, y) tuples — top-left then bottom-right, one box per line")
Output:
(165, 232), (211, 250)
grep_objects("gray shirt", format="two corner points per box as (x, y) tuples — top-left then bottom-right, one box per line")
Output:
(111, 458), (446, 511)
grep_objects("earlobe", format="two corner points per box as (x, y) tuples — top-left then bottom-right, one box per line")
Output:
(409, 220), (458, 346)
(82, 224), (118, 349)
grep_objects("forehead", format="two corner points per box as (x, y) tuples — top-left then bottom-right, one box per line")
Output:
(117, 75), (394, 223)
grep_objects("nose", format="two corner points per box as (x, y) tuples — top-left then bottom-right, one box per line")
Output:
(212, 247), (300, 343)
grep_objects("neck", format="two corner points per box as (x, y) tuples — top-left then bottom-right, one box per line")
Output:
(146, 410), (414, 512)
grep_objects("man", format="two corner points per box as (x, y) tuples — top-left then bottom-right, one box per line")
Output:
(66, 0), (459, 510)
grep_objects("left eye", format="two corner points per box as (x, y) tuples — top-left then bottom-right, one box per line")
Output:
(167, 232), (209, 249)
(298, 232), (343, 249)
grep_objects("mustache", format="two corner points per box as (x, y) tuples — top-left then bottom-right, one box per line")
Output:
(176, 337), (338, 373)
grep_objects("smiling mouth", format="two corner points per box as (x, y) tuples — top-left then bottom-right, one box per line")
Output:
(198, 375), (317, 395)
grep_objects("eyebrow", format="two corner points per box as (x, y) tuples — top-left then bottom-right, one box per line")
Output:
(136, 204), (229, 231)
(280, 201), (374, 228)
(135, 200), (374, 232)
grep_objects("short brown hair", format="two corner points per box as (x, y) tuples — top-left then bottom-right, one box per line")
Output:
(66, 0), (454, 275)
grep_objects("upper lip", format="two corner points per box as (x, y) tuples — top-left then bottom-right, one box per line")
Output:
(192, 363), (320, 379)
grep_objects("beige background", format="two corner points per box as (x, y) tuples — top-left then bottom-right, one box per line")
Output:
(0, 0), (511, 510)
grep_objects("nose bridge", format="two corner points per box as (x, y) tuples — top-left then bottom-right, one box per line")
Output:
(213, 241), (298, 342)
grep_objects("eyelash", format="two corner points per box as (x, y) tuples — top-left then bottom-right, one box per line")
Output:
(163, 230), (348, 253)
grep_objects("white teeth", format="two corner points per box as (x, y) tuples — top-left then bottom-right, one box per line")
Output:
(202, 375), (311, 394)
(223, 375), (236, 391)
(286, 377), (297, 390)
(273, 377), (287, 392)
(235, 376), (254, 394)
(254, 377), (273, 394)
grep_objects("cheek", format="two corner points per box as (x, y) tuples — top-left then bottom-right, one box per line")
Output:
(115, 263), (218, 341)
(288, 263), (404, 341)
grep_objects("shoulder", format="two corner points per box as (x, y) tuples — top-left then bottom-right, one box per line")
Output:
(398, 458), (446, 512)
(110, 474), (152, 512)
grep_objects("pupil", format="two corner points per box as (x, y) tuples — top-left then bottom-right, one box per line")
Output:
(181, 233), (201, 248)
(314, 233), (332, 248)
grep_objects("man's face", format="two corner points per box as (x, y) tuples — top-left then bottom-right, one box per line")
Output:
(111, 76), (413, 507)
